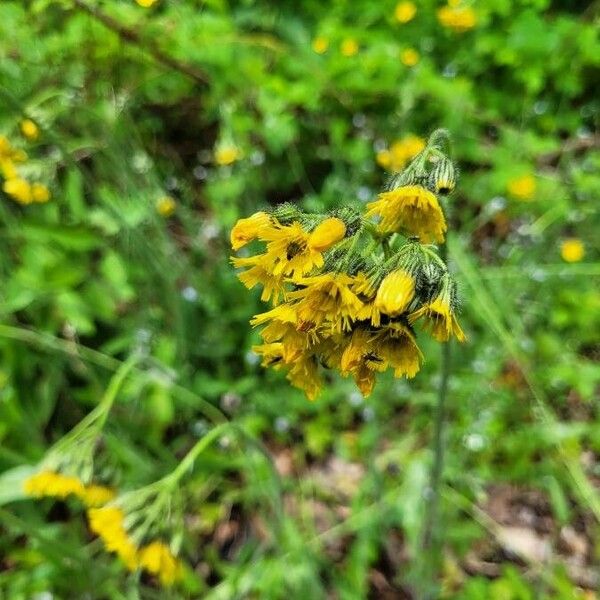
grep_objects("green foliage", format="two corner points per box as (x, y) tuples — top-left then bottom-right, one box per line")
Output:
(0, 0), (598, 598)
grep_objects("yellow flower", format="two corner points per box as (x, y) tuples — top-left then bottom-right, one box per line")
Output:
(286, 353), (323, 401)
(138, 541), (182, 586)
(24, 470), (85, 499)
(560, 239), (584, 263)
(156, 195), (176, 217)
(376, 150), (392, 169)
(377, 322), (423, 379)
(394, 1), (417, 23)
(88, 506), (139, 570)
(288, 272), (364, 333)
(230, 211), (273, 251)
(231, 255), (287, 304)
(215, 145), (241, 166)
(375, 269), (416, 316)
(507, 174), (536, 201)
(400, 48), (420, 67)
(341, 38), (359, 57)
(378, 135), (425, 172)
(366, 185), (447, 243)
(308, 217), (346, 252)
(80, 485), (116, 507)
(261, 221), (325, 277)
(437, 5), (477, 32)
(20, 119), (39, 141)
(3, 177), (33, 204)
(312, 36), (329, 54)
(0, 135), (27, 162)
(135, 0), (157, 7)
(0, 159), (18, 180)
(408, 281), (465, 343)
(31, 183), (51, 203)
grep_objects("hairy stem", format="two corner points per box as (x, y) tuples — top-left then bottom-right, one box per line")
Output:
(420, 240), (451, 598)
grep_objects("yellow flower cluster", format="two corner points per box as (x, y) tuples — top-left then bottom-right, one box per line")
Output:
(24, 470), (115, 507)
(88, 506), (183, 585)
(437, 3), (477, 32)
(231, 132), (465, 400)
(0, 134), (51, 204)
(376, 135), (425, 172)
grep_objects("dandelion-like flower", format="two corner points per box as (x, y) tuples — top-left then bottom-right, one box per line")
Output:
(232, 129), (465, 400)
(437, 4), (477, 32)
(20, 119), (39, 141)
(507, 174), (536, 201)
(366, 185), (447, 243)
(138, 541), (183, 586)
(560, 238), (584, 263)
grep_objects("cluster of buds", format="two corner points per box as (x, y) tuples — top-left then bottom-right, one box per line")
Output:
(0, 128), (51, 204)
(231, 130), (465, 400)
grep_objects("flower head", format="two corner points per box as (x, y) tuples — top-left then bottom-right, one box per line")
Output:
(3, 177), (32, 204)
(88, 506), (139, 570)
(376, 135), (425, 172)
(230, 211), (273, 251)
(156, 195), (176, 217)
(138, 541), (183, 586)
(341, 38), (359, 57)
(437, 4), (477, 32)
(20, 119), (39, 141)
(24, 470), (85, 499)
(375, 269), (416, 316)
(135, 0), (158, 7)
(308, 217), (347, 251)
(215, 144), (241, 166)
(560, 239), (584, 263)
(394, 1), (417, 23)
(312, 36), (329, 54)
(409, 277), (465, 342)
(507, 174), (536, 201)
(400, 48), (420, 67)
(366, 185), (447, 243)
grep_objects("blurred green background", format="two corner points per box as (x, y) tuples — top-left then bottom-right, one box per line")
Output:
(1, 0), (599, 598)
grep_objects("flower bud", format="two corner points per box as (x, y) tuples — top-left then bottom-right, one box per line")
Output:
(308, 217), (347, 252)
(428, 158), (456, 195)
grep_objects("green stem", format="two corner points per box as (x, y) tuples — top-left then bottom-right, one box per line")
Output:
(420, 240), (451, 599)
(163, 422), (232, 487)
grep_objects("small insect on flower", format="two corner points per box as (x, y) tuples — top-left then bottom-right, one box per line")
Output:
(507, 174), (536, 201)
(312, 36), (329, 54)
(20, 119), (39, 141)
(156, 195), (176, 217)
(394, 1), (417, 23)
(560, 238), (584, 263)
